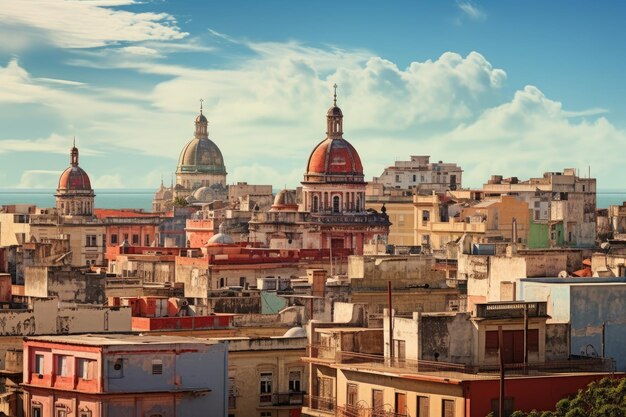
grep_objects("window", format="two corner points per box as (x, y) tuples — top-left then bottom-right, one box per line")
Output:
(35, 354), (44, 375)
(32, 404), (43, 417)
(413, 174), (416, 182)
(372, 389), (384, 417)
(394, 339), (406, 359)
(77, 358), (94, 380)
(332, 195), (340, 213)
(219, 277), (225, 288)
(288, 370), (301, 392)
(312, 195), (319, 212)
(395, 174), (400, 183)
(260, 372), (272, 394)
(422, 210), (430, 223)
(152, 359), (163, 375)
(132, 234), (139, 245)
(239, 277), (246, 287)
(123, 233), (129, 242)
(442, 399), (455, 417)
(355, 197), (361, 212)
(260, 412), (273, 417)
(145, 234), (151, 246)
(56, 407), (67, 417)
(56, 355), (68, 377)
(111, 234), (118, 245)
(416, 396), (430, 417)
(347, 383), (358, 407)
(86, 235), (97, 247)
(260, 372), (273, 404)
(79, 411), (92, 417)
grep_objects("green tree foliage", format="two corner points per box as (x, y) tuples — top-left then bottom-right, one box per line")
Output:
(495, 378), (626, 417)
(173, 197), (188, 207)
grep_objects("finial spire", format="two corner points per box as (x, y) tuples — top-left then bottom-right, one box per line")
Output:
(73, 136), (76, 148)
(333, 84), (338, 106)
(200, 98), (204, 114)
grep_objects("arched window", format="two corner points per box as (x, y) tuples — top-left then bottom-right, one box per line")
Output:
(312, 195), (319, 213)
(333, 196), (340, 213)
(355, 197), (361, 212)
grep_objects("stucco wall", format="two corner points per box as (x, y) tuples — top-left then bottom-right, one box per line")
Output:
(570, 285), (626, 371)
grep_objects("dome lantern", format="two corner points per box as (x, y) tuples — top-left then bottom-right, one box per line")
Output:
(326, 84), (343, 139)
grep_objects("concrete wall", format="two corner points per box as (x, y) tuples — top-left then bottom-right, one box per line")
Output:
(0, 298), (131, 336)
(24, 266), (106, 304)
(348, 255), (447, 289)
(545, 323), (570, 361)
(570, 285), (626, 371)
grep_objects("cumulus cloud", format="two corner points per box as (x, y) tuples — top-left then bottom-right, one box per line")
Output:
(1, 32), (624, 190)
(0, 0), (187, 49)
(17, 170), (60, 188)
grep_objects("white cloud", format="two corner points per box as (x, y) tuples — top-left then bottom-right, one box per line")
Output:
(0, 0), (187, 49)
(17, 170), (59, 188)
(458, 1), (487, 21)
(0, 133), (99, 156)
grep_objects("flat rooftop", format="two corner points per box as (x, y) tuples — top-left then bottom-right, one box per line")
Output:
(25, 334), (219, 347)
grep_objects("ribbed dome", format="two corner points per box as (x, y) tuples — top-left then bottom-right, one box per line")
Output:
(58, 166), (92, 191)
(304, 86), (364, 182)
(177, 108), (226, 175)
(306, 137), (364, 176)
(57, 145), (93, 192)
(177, 138), (226, 174)
(271, 189), (298, 211)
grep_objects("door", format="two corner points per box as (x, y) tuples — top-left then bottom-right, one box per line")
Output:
(395, 392), (407, 416)
(372, 389), (384, 417)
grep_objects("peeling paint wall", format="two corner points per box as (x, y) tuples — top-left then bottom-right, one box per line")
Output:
(545, 323), (569, 361)
(24, 266), (106, 304)
(0, 298), (131, 336)
(348, 255), (447, 289)
(570, 285), (626, 371)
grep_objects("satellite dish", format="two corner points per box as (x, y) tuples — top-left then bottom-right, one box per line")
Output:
(558, 270), (568, 278)
(600, 242), (610, 250)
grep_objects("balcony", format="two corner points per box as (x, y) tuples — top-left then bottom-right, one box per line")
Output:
(337, 404), (408, 417)
(306, 345), (615, 377)
(259, 392), (305, 407)
(305, 395), (335, 413)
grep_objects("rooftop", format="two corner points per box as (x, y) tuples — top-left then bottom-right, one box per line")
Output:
(25, 333), (218, 347)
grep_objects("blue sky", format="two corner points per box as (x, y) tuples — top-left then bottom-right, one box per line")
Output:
(1, 1), (625, 190)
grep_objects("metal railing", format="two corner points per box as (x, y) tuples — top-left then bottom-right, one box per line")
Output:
(305, 395), (335, 412)
(257, 392), (305, 406)
(337, 405), (409, 417)
(307, 345), (615, 376)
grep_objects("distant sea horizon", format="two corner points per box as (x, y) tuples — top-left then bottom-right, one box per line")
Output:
(0, 188), (625, 212)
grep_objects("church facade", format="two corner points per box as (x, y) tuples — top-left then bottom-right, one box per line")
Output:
(249, 88), (390, 255)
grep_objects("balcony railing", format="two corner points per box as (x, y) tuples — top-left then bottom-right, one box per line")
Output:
(337, 405), (409, 417)
(307, 345), (615, 377)
(305, 395), (335, 412)
(258, 392), (305, 407)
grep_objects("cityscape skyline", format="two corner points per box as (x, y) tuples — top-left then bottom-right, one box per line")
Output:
(1, 1), (625, 190)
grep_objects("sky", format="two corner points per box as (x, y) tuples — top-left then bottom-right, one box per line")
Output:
(1, 1), (625, 190)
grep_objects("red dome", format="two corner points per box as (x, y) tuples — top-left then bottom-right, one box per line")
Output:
(58, 166), (92, 190)
(306, 138), (364, 175)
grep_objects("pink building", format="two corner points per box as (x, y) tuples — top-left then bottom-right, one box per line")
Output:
(23, 334), (228, 417)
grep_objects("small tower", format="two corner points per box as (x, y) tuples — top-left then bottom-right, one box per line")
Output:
(55, 140), (95, 216)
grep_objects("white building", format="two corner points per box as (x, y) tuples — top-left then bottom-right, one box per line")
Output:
(371, 155), (463, 194)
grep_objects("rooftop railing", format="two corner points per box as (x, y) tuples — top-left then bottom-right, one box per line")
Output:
(307, 345), (615, 377)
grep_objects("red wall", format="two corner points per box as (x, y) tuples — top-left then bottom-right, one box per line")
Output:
(132, 315), (234, 331)
(464, 374), (619, 417)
